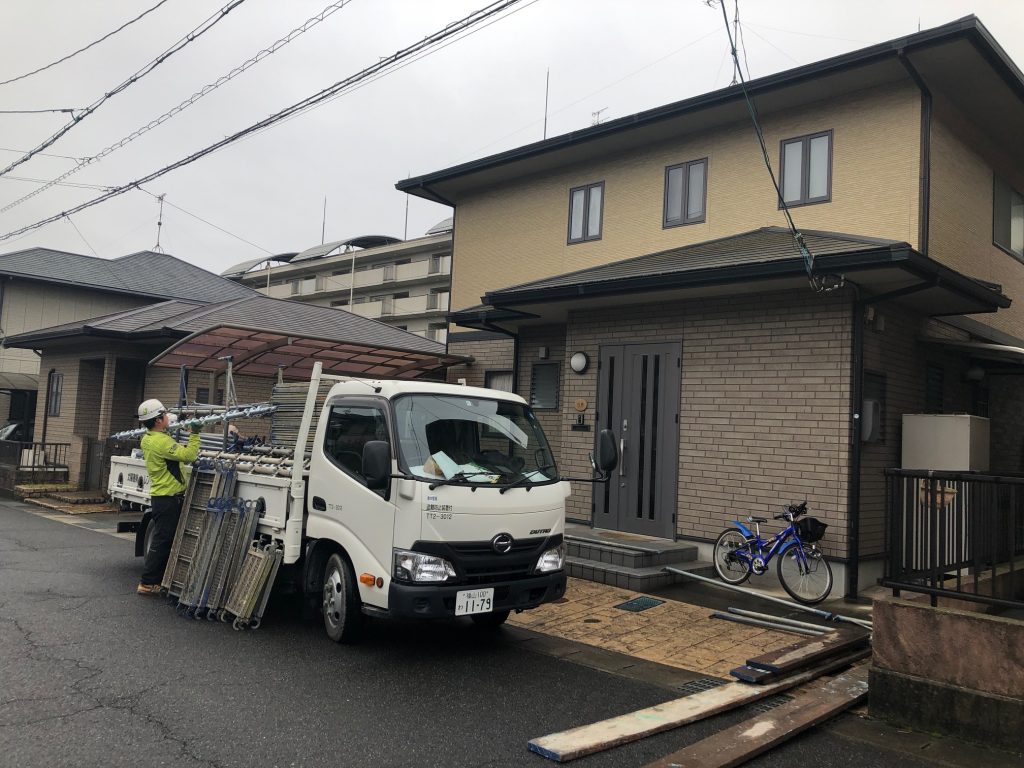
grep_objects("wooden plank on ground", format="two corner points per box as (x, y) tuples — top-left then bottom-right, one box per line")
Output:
(526, 649), (869, 762)
(745, 628), (869, 675)
(643, 664), (869, 768)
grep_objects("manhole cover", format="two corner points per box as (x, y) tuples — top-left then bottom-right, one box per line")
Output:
(613, 596), (665, 612)
(676, 677), (728, 695)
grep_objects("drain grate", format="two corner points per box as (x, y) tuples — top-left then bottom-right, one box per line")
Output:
(675, 677), (728, 695)
(613, 596), (665, 612)
(746, 693), (794, 714)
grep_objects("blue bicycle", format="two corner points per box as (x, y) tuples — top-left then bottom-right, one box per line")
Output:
(712, 502), (833, 605)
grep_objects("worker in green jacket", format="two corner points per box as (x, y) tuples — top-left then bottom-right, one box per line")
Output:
(136, 399), (203, 595)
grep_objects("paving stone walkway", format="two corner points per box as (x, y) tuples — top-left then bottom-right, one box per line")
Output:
(509, 577), (798, 679)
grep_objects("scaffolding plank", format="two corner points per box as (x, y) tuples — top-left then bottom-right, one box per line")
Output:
(643, 665), (869, 768)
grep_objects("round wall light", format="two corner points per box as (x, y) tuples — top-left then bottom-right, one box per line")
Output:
(570, 351), (589, 374)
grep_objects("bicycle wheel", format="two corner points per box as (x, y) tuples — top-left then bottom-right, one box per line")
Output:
(713, 529), (752, 585)
(777, 546), (833, 605)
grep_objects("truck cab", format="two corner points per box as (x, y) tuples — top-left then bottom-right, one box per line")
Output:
(306, 379), (586, 641)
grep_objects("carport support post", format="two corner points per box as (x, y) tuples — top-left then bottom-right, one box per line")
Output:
(845, 296), (865, 601)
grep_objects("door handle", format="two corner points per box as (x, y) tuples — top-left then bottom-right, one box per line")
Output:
(312, 496), (326, 511)
(619, 439), (626, 477)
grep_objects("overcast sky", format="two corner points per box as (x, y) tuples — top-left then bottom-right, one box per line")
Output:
(0, 0), (1021, 275)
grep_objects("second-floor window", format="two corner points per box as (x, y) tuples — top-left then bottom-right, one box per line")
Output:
(780, 130), (832, 207)
(664, 158), (707, 227)
(568, 182), (604, 243)
(994, 175), (1024, 259)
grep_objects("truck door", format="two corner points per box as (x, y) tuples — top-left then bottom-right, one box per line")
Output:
(307, 399), (397, 588)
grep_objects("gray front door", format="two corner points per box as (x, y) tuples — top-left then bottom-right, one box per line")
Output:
(594, 342), (681, 538)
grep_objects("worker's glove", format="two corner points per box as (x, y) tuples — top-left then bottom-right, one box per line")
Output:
(189, 420), (204, 433)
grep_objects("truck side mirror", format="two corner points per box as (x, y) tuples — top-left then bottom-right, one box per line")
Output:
(362, 441), (391, 491)
(596, 429), (618, 474)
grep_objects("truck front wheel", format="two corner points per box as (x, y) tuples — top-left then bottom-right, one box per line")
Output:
(322, 553), (362, 643)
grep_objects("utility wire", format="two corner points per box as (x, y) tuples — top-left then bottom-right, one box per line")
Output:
(0, 146), (83, 162)
(713, 0), (828, 292)
(0, 0), (524, 243)
(0, 108), (80, 115)
(64, 214), (99, 257)
(3, 174), (115, 192)
(0, 0), (172, 87)
(0, 0), (249, 181)
(1, 0), (356, 215)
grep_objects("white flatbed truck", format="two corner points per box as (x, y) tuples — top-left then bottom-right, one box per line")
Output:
(109, 362), (616, 641)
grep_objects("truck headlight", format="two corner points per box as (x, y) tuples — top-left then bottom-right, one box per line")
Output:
(535, 543), (565, 573)
(393, 549), (456, 583)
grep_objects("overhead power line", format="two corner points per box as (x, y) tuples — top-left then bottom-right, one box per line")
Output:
(0, 0), (172, 87)
(1, 0), (356, 215)
(0, 0), (526, 243)
(0, 108), (81, 115)
(137, 186), (273, 255)
(0, 0), (249, 181)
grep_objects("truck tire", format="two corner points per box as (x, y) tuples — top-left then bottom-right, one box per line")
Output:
(322, 553), (362, 643)
(470, 609), (510, 629)
(142, 518), (156, 559)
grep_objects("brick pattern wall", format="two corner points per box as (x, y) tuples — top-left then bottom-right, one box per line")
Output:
(517, 326), (567, 461)
(451, 82), (921, 312)
(446, 336), (514, 388)
(496, 290), (856, 557)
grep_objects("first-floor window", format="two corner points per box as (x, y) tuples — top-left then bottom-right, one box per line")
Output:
(46, 371), (63, 417)
(994, 175), (1024, 259)
(485, 370), (514, 393)
(568, 182), (604, 243)
(530, 363), (559, 409)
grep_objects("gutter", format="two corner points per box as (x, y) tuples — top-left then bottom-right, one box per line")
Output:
(846, 285), (865, 601)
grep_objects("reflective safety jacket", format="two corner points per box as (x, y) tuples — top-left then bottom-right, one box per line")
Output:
(141, 430), (201, 497)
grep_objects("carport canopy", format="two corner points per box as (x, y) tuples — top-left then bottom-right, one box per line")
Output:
(150, 325), (468, 380)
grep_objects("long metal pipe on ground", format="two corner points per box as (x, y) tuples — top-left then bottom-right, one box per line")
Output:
(726, 607), (838, 633)
(663, 566), (873, 631)
(710, 611), (825, 637)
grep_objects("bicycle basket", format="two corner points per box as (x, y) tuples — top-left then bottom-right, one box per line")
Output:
(796, 516), (828, 543)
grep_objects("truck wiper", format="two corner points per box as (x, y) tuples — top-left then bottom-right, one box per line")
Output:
(499, 475), (533, 494)
(427, 471), (495, 490)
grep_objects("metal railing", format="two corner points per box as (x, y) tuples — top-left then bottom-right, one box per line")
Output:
(884, 469), (1023, 609)
(0, 440), (70, 482)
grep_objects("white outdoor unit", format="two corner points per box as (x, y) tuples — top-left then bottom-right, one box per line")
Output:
(901, 414), (990, 472)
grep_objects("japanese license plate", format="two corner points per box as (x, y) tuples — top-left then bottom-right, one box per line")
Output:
(455, 588), (494, 616)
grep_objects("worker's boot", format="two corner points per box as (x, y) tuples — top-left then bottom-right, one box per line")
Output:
(136, 583), (162, 596)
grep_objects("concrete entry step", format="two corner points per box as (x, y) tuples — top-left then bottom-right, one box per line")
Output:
(565, 556), (716, 592)
(564, 522), (715, 590)
(565, 523), (700, 569)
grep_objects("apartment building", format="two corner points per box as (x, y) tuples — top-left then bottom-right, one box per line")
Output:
(224, 221), (453, 343)
(397, 17), (1024, 597)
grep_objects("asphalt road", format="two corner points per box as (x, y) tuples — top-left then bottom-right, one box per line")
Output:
(0, 500), (989, 768)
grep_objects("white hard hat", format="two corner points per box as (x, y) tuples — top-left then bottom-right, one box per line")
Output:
(137, 399), (166, 421)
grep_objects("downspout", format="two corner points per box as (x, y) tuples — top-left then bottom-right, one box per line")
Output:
(899, 50), (932, 255)
(845, 284), (865, 601)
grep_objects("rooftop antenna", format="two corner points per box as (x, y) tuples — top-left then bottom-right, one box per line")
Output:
(321, 196), (327, 244)
(591, 107), (607, 126)
(152, 193), (166, 253)
(543, 68), (550, 139)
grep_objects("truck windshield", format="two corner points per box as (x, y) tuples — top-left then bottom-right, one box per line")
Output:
(393, 394), (558, 486)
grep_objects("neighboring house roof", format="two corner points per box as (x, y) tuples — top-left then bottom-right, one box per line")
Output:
(398, 16), (1024, 204)
(6, 294), (463, 379)
(450, 228), (1009, 325)
(0, 247), (257, 303)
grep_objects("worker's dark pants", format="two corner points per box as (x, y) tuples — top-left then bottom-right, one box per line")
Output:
(140, 494), (183, 585)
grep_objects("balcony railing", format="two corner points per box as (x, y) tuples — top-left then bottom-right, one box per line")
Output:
(884, 469), (1024, 610)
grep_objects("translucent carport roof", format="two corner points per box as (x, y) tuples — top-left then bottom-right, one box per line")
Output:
(151, 325), (466, 380)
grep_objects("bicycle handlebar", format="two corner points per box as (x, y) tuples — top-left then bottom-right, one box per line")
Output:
(773, 501), (808, 522)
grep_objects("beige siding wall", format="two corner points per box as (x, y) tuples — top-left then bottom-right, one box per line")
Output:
(0, 281), (149, 375)
(929, 101), (1024, 339)
(451, 82), (921, 309)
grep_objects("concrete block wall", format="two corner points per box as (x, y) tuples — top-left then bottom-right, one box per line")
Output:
(446, 334), (514, 388)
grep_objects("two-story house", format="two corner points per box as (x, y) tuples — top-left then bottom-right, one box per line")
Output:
(224, 223), (453, 343)
(397, 17), (1024, 598)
